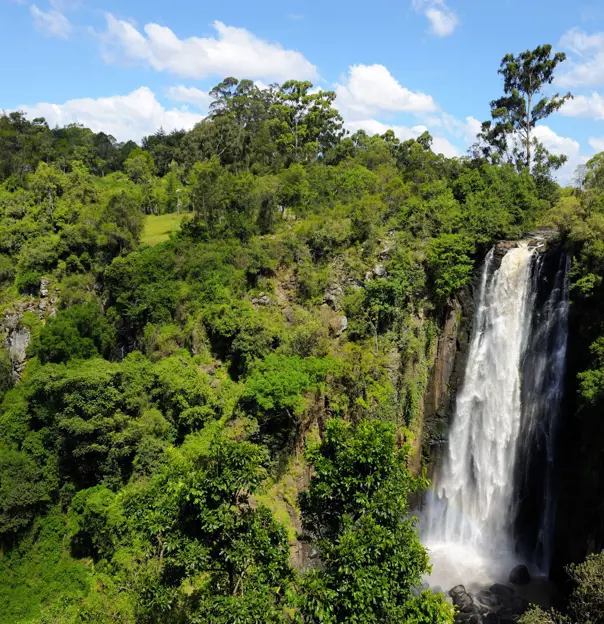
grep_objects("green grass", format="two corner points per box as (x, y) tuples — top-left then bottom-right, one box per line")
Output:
(142, 212), (193, 245)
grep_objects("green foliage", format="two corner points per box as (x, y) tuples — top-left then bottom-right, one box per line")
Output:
(0, 446), (55, 536)
(0, 73), (559, 623)
(0, 511), (90, 624)
(298, 418), (453, 623)
(426, 234), (475, 301)
(478, 44), (572, 178)
(242, 354), (334, 449)
(36, 301), (116, 364)
(521, 551), (604, 624)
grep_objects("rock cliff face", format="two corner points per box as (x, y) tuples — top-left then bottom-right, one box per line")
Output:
(552, 289), (604, 577)
(0, 278), (58, 384)
(419, 283), (474, 474)
(2, 312), (31, 382)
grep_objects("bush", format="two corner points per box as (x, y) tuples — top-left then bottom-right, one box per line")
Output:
(36, 301), (116, 364)
(298, 419), (453, 623)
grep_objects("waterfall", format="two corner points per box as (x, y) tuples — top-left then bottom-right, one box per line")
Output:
(423, 242), (569, 590)
(514, 252), (570, 574)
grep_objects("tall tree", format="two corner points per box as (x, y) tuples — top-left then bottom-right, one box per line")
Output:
(478, 45), (572, 172)
(270, 81), (344, 164)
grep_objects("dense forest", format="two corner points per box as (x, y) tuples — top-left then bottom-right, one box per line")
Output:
(1, 46), (604, 624)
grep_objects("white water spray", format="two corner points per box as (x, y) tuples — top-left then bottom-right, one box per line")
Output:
(424, 243), (537, 590)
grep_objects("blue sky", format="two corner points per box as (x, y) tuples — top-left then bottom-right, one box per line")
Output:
(3, 0), (604, 182)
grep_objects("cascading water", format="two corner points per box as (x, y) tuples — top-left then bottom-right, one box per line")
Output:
(514, 252), (570, 574)
(423, 241), (570, 590)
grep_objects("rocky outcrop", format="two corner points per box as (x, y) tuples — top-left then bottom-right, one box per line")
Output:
(420, 285), (474, 470)
(450, 583), (529, 624)
(509, 565), (531, 585)
(0, 278), (58, 383)
(2, 313), (30, 382)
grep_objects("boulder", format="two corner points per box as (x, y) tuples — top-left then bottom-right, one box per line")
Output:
(334, 315), (348, 336)
(489, 584), (515, 599)
(509, 564), (531, 585)
(475, 590), (499, 610)
(448, 585), (474, 612)
(449, 584), (467, 597)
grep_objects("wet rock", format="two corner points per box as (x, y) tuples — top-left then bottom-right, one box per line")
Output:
(483, 614), (500, 624)
(489, 584), (515, 599)
(449, 585), (467, 597)
(456, 614), (482, 624)
(509, 564), (531, 585)
(475, 590), (499, 610)
(449, 585), (474, 612)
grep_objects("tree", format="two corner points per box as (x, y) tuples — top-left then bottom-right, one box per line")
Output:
(478, 45), (572, 172)
(426, 233), (475, 301)
(0, 447), (55, 536)
(101, 192), (144, 254)
(123, 148), (156, 183)
(298, 418), (454, 623)
(31, 162), (65, 220)
(270, 81), (344, 164)
(36, 301), (116, 364)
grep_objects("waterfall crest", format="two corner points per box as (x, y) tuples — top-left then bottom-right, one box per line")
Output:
(423, 242), (569, 590)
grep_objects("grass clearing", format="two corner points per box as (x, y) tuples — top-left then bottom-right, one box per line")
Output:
(142, 212), (193, 245)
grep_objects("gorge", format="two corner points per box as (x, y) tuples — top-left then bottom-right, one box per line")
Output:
(422, 239), (571, 602)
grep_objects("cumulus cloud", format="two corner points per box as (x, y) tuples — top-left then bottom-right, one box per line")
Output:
(30, 4), (71, 38)
(18, 87), (202, 142)
(558, 27), (604, 87)
(166, 85), (212, 111)
(465, 115), (482, 142)
(335, 64), (436, 121)
(98, 15), (318, 82)
(560, 92), (604, 119)
(533, 125), (588, 184)
(345, 118), (460, 158)
(589, 137), (604, 152)
(412, 0), (459, 37)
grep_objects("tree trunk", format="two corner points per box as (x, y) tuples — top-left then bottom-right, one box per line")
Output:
(526, 93), (532, 171)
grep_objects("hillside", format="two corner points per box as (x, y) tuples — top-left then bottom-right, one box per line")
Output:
(0, 74), (603, 624)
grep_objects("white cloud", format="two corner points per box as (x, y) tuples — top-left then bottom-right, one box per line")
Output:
(558, 27), (604, 87)
(335, 64), (436, 121)
(98, 15), (318, 82)
(465, 115), (482, 142)
(533, 125), (588, 184)
(437, 112), (482, 145)
(345, 118), (460, 158)
(560, 92), (604, 119)
(166, 85), (212, 111)
(30, 4), (71, 38)
(412, 0), (459, 37)
(589, 137), (604, 152)
(18, 87), (202, 142)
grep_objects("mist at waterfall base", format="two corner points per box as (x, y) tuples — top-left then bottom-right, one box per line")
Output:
(422, 242), (570, 593)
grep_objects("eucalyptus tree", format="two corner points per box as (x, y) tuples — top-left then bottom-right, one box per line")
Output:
(477, 45), (572, 173)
